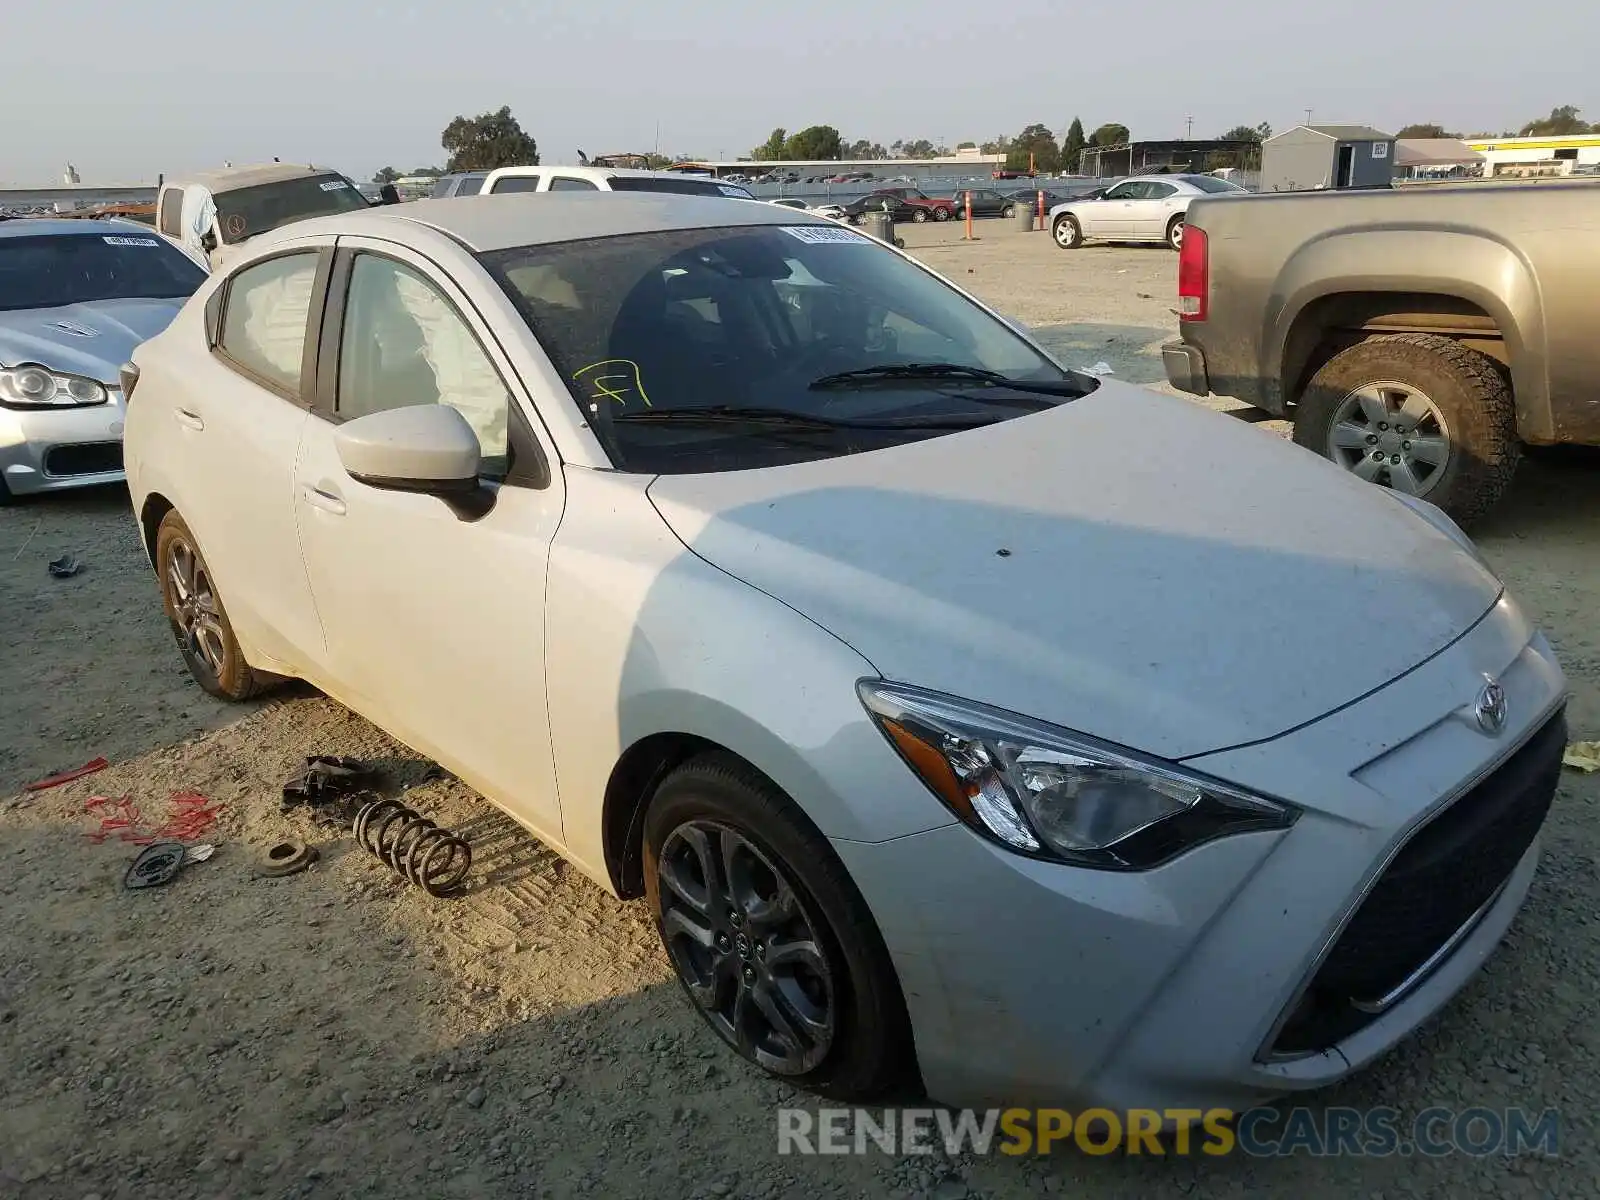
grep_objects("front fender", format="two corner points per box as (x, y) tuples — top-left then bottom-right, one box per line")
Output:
(545, 471), (955, 888)
(1269, 229), (1547, 437)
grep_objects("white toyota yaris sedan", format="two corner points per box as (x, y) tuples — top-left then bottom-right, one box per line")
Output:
(123, 193), (1567, 1113)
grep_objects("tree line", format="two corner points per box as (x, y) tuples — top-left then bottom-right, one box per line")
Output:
(369, 103), (1600, 185)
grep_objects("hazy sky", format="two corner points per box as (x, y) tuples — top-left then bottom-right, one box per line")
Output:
(4, 0), (1594, 184)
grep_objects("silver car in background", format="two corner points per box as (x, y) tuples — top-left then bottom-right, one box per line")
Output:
(0, 219), (206, 500)
(1049, 173), (1246, 251)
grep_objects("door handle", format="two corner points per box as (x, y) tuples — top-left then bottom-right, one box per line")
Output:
(301, 484), (347, 516)
(174, 408), (204, 430)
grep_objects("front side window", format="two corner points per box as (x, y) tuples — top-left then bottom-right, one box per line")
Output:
(455, 175), (487, 196)
(218, 252), (320, 392)
(550, 177), (600, 191)
(158, 191), (183, 237)
(1103, 182), (1138, 200)
(336, 255), (511, 476)
(482, 224), (1090, 474)
(213, 175), (368, 244)
(0, 233), (206, 312)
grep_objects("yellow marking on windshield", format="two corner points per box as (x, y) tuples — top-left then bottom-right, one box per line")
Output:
(573, 358), (651, 408)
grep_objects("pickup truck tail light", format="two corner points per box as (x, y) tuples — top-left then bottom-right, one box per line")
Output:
(1177, 225), (1208, 322)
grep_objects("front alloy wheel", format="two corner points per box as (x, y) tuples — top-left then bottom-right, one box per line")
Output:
(912, 209), (929, 223)
(657, 820), (834, 1074)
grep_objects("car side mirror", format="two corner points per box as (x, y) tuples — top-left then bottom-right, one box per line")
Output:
(334, 405), (493, 517)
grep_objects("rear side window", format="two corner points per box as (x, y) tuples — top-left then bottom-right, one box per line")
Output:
(550, 176), (600, 191)
(218, 253), (320, 393)
(431, 177), (454, 198)
(455, 175), (486, 196)
(491, 175), (542, 194)
(606, 176), (745, 198)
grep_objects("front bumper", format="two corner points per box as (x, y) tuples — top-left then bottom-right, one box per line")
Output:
(0, 392), (126, 496)
(1162, 339), (1209, 396)
(835, 598), (1566, 1111)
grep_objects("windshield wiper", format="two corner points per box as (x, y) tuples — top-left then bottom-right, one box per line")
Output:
(808, 362), (1092, 398)
(611, 405), (999, 431)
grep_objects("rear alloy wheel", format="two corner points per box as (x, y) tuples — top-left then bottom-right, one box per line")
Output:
(912, 209), (929, 223)
(1294, 334), (1519, 526)
(644, 753), (911, 1099)
(1053, 214), (1083, 249)
(155, 511), (272, 701)
(1166, 216), (1185, 251)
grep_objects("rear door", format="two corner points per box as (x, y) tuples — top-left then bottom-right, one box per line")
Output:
(1128, 181), (1180, 238)
(152, 240), (331, 671)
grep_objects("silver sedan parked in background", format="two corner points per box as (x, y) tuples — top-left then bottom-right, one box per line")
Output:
(1049, 173), (1246, 251)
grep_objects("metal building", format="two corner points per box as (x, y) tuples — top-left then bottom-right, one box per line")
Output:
(1261, 125), (1397, 192)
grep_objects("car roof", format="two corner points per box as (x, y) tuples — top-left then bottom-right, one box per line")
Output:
(269, 192), (829, 253)
(170, 163), (341, 192)
(0, 217), (149, 239)
(485, 165), (706, 182)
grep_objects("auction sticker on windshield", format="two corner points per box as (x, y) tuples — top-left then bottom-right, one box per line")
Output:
(103, 236), (160, 247)
(780, 225), (872, 245)
(319, 180), (351, 191)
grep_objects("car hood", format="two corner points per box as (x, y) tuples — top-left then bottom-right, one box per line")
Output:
(646, 383), (1503, 760)
(0, 299), (185, 382)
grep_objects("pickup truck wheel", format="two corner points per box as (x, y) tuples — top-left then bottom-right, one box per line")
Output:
(1053, 214), (1083, 249)
(1166, 217), (1185, 251)
(1295, 334), (1518, 526)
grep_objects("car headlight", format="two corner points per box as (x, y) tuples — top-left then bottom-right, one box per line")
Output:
(859, 681), (1296, 870)
(0, 364), (109, 408)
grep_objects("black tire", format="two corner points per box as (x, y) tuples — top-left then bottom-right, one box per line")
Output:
(1294, 333), (1519, 526)
(1001, 204), (1016, 218)
(1166, 215), (1185, 251)
(912, 208), (929, 223)
(933, 207), (950, 222)
(1052, 214), (1083, 249)
(155, 510), (273, 701)
(0, 473), (12, 506)
(643, 752), (912, 1101)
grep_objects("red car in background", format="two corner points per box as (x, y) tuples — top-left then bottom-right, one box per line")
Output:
(840, 187), (957, 223)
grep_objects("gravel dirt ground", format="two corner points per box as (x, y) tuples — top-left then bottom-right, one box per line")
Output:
(2, 219), (1597, 1200)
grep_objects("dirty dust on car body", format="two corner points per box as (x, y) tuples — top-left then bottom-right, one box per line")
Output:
(1, 221), (1595, 1200)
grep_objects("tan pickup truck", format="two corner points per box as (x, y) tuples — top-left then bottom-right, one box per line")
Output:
(1162, 180), (1600, 524)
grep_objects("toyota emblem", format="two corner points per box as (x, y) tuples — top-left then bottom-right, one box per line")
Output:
(1474, 676), (1508, 736)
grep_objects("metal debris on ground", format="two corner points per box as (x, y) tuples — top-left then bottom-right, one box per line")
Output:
(84, 791), (224, 844)
(23, 756), (109, 792)
(353, 797), (472, 898)
(123, 842), (187, 890)
(47, 553), (82, 578)
(1564, 741), (1600, 772)
(281, 755), (384, 824)
(255, 839), (318, 878)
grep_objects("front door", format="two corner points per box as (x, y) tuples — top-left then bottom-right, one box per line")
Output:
(1084, 182), (1138, 235)
(292, 238), (567, 840)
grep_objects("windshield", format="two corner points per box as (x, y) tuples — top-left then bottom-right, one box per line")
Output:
(0, 233), (207, 312)
(481, 223), (1087, 474)
(1186, 176), (1246, 194)
(214, 174), (369, 244)
(606, 177), (755, 200)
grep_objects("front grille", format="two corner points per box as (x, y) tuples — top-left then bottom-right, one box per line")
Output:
(1272, 708), (1566, 1056)
(43, 442), (123, 478)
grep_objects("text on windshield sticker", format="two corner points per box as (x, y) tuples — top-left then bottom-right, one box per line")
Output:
(319, 180), (351, 191)
(779, 225), (871, 245)
(103, 236), (160, 247)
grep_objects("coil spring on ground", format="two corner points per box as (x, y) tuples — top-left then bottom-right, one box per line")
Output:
(353, 798), (472, 897)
